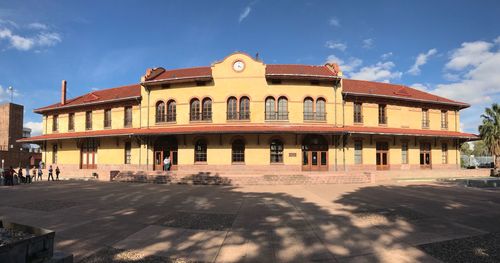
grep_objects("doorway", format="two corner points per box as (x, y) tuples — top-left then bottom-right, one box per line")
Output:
(376, 142), (389, 170)
(420, 143), (432, 169)
(302, 135), (328, 171)
(154, 136), (178, 171)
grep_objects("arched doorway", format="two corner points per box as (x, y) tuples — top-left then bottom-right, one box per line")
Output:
(302, 134), (328, 171)
(154, 136), (178, 171)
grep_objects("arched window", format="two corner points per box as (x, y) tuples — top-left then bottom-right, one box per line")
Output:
(155, 101), (165, 123)
(277, 97), (288, 120)
(194, 139), (207, 162)
(265, 97), (276, 120)
(202, 98), (212, 121)
(227, 97), (237, 120)
(303, 98), (314, 120)
(190, 99), (200, 121)
(270, 139), (284, 163)
(167, 100), (176, 122)
(316, 98), (326, 121)
(239, 97), (250, 120)
(232, 139), (245, 163)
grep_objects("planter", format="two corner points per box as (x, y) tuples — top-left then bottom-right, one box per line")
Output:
(0, 218), (55, 263)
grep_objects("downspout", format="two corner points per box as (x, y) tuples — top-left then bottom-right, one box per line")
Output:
(146, 86), (150, 169)
(334, 79), (338, 171)
(341, 79), (346, 171)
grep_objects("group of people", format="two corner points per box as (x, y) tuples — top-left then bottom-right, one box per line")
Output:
(1, 162), (61, 186)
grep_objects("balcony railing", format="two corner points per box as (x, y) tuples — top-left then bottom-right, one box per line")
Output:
(303, 112), (326, 121)
(378, 116), (388, 125)
(441, 121), (448, 129)
(354, 114), (363, 124)
(104, 120), (112, 128)
(190, 112), (212, 121)
(265, 111), (289, 121)
(156, 114), (176, 123)
(422, 119), (430, 129)
(227, 111), (250, 120)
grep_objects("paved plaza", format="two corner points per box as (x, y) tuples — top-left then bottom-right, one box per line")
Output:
(1, 180), (499, 262)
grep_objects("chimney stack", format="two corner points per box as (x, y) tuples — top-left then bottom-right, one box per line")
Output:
(61, 80), (67, 105)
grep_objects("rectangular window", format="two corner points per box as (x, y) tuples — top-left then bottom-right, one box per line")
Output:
(52, 144), (58, 164)
(68, 113), (75, 131)
(378, 104), (387, 125)
(441, 110), (448, 129)
(124, 106), (132, 127)
(422, 109), (429, 128)
(52, 115), (59, 132)
(354, 103), (363, 123)
(441, 143), (448, 164)
(81, 139), (98, 169)
(124, 142), (131, 164)
(401, 142), (409, 164)
(85, 111), (92, 130)
(354, 140), (363, 164)
(104, 109), (112, 128)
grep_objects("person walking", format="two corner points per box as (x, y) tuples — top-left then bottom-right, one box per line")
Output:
(37, 166), (43, 181)
(55, 166), (60, 181)
(25, 165), (31, 183)
(164, 155), (171, 171)
(8, 166), (16, 186)
(17, 167), (25, 183)
(47, 165), (54, 181)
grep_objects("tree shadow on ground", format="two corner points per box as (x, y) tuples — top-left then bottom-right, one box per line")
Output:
(1, 181), (499, 262)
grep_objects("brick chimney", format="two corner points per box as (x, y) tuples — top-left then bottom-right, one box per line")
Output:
(61, 80), (67, 105)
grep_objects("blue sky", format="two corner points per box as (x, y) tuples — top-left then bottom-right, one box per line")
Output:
(0, 0), (499, 134)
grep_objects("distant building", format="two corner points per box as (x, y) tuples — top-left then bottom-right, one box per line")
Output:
(0, 102), (41, 169)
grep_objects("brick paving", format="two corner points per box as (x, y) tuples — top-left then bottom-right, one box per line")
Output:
(1, 180), (499, 262)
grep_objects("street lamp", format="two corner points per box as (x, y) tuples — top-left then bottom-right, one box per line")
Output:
(8, 86), (14, 102)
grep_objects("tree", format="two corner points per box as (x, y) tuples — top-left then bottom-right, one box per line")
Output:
(471, 140), (488, 156)
(460, 142), (472, 156)
(478, 103), (500, 173)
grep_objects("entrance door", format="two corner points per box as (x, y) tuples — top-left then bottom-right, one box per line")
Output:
(420, 143), (432, 169)
(302, 135), (328, 171)
(376, 142), (389, 170)
(154, 136), (178, 171)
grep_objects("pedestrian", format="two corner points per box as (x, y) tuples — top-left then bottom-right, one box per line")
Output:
(4, 167), (12, 186)
(25, 165), (31, 183)
(8, 166), (16, 186)
(37, 166), (43, 181)
(18, 167), (25, 183)
(32, 166), (37, 182)
(47, 165), (54, 181)
(164, 155), (171, 171)
(163, 156), (168, 171)
(55, 166), (60, 181)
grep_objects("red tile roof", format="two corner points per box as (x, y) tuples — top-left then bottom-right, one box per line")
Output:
(144, 66), (212, 83)
(18, 124), (477, 143)
(342, 79), (469, 108)
(34, 84), (141, 113)
(266, 64), (339, 79)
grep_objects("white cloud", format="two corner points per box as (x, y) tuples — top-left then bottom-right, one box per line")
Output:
(329, 17), (340, 27)
(381, 52), (393, 60)
(0, 25), (61, 51)
(495, 36), (500, 45)
(362, 38), (374, 49)
(350, 61), (402, 83)
(326, 55), (362, 72)
(445, 41), (493, 70)
(325, 40), (346, 51)
(27, 22), (48, 30)
(410, 83), (431, 92)
(407, 48), (437, 75)
(24, 121), (43, 136)
(239, 6), (252, 22)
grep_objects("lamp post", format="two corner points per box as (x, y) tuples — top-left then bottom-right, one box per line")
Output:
(8, 86), (14, 102)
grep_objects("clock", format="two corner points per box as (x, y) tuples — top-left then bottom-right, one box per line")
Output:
(233, 60), (245, 72)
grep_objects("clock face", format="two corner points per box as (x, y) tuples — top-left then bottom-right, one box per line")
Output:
(233, 60), (245, 72)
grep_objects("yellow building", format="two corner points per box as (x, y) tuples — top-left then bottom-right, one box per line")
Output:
(20, 52), (476, 180)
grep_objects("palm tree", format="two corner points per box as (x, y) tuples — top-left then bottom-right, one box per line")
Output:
(479, 103), (500, 175)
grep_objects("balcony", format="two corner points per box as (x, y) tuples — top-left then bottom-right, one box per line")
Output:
(227, 111), (250, 121)
(422, 119), (430, 129)
(303, 112), (326, 121)
(265, 111), (289, 121)
(190, 112), (212, 122)
(156, 114), (176, 123)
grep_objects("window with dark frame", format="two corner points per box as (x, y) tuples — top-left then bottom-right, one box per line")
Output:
(68, 113), (75, 131)
(231, 139), (245, 163)
(167, 100), (176, 122)
(270, 139), (284, 163)
(52, 115), (59, 132)
(156, 101), (165, 123)
(202, 98), (212, 121)
(378, 104), (387, 125)
(316, 98), (326, 121)
(277, 97), (288, 120)
(441, 110), (448, 129)
(85, 111), (92, 130)
(303, 98), (314, 120)
(441, 143), (448, 164)
(422, 109), (430, 128)
(194, 139), (207, 162)
(227, 97), (237, 120)
(52, 144), (58, 164)
(124, 106), (132, 127)
(124, 142), (131, 164)
(104, 109), (112, 128)
(265, 97), (276, 120)
(239, 97), (250, 120)
(401, 142), (409, 164)
(190, 99), (200, 121)
(354, 102), (363, 123)
(354, 140), (363, 164)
